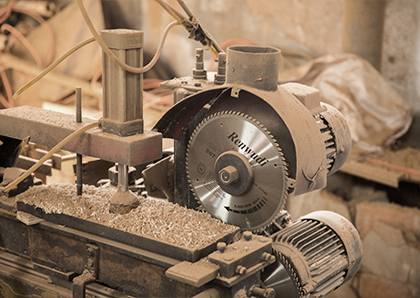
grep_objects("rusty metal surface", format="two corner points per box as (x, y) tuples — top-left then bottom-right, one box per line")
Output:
(208, 233), (273, 280)
(0, 106), (162, 166)
(0, 250), (72, 297)
(0, 249), (137, 297)
(153, 88), (226, 140)
(28, 225), (86, 273)
(142, 154), (174, 200)
(99, 247), (199, 297)
(15, 155), (52, 176)
(0, 210), (29, 256)
(0, 212), (202, 297)
(226, 46), (280, 92)
(0, 206), (271, 297)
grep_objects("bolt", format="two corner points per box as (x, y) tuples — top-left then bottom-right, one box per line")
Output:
(223, 255), (233, 261)
(243, 231), (253, 241)
(250, 286), (275, 298)
(261, 252), (275, 263)
(218, 166), (239, 185)
(258, 237), (270, 243)
(217, 242), (227, 253)
(235, 265), (247, 276)
(87, 247), (95, 257)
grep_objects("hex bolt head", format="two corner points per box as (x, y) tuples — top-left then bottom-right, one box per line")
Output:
(219, 165), (239, 185)
(258, 237), (270, 243)
(87, 247), (95, 257)
(217, 242), (227, 253)
(235, 265), (247, 276)
(243, 231), (253, 241)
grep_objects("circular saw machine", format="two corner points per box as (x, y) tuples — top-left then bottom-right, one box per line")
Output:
(155, 45), (351, 232)
(153, 45), (360, 297)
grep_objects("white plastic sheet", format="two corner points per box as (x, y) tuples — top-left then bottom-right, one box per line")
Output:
(279, 53), (413, 157)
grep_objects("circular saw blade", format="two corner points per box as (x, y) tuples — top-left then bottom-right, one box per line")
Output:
(186, 111), (288, 231)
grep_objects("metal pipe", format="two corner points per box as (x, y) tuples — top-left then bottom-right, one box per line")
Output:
(118, 164), (129, 192)
(226, 46), (280, 92)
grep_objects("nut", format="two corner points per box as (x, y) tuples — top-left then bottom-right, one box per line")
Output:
(243, 231), (253, 241)
(217, 242), (227, 253)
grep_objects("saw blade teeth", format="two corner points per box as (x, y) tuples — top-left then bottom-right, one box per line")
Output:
(186, 110), (291, 232)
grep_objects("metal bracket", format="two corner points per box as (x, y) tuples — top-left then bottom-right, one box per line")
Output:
(72, 244), (99, 298)
(231, 87), (241, 98)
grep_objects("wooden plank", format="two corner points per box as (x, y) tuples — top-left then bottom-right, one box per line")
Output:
(16, 211), (44, 226)
(340, 160), (401, 188)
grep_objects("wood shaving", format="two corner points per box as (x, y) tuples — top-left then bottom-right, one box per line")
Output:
(17, 183), (238, 249)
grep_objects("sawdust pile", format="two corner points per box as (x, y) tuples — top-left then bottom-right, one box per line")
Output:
(17, 183), (238, 249)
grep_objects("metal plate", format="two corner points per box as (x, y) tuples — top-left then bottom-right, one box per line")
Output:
(261, 260), (299, 298)
(187, 111), (288, 231)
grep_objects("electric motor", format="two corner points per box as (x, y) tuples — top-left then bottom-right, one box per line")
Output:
(262, 211), (363, 298)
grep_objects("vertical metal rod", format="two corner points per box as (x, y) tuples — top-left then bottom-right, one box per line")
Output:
(76, 87), (82, 123)
(118, 164), (129, 192)
(76, 86), (83, 196)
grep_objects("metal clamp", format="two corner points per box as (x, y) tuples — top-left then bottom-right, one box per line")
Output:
(72, 244), (99, 298)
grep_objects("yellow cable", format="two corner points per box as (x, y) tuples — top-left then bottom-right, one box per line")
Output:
(77, 0), (180, 74)
(0, 121), (100, 195)
(13, 37), (95, 99)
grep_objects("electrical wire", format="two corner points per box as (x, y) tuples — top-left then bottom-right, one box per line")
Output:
(175, 0), (222, 55)
(0, 68), (12, 106)
(14, 2), (180, 99)
(208, 38), (253, 71)
(0, 121), (100, 195)
(0, 93), (9, 108)
(12, 7), (56, 67)
(0, 0), (18, 24)
(176, 0), (195, 20)
(76, 0), (180, 74)
(1, 23), (43, 68)
(13, 37), (95, 99)
(0, 51), (13, 107)
(154, 0), (185, 24)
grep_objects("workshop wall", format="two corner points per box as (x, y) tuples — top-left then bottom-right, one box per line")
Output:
(132, 0), (420, 111)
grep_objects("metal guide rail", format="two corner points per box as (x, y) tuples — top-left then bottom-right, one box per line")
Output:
(0, 200), (278, 297)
